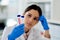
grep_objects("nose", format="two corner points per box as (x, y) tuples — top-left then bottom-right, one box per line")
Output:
(29, 18), (33, 23)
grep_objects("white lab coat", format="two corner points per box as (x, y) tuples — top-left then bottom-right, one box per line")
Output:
(1, 23), (49, 40)
(16, 27), (49, 40)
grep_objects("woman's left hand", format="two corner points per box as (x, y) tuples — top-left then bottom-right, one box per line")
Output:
(44, 30), (51, 38)
(39, 16), (49, 30)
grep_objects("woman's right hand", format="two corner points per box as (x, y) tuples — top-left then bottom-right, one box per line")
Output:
(8, 24), (24, 40)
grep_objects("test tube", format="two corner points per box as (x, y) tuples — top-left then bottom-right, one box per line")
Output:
(17, 15), (21, 24)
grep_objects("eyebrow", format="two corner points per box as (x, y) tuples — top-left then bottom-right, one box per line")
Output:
(28, 12), (39, 18)
(35, 17), (39, 19)
(28, 13), (32, 15)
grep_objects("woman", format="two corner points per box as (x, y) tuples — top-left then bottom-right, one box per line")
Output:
(8, 4), (50, 40)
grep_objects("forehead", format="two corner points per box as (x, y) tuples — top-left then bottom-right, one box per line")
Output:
(25, 9), (39, 17)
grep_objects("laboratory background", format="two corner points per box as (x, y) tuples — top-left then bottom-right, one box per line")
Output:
(0, 0), (60, 40)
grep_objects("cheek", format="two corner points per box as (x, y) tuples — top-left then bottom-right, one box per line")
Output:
(32, 21), (38, 26)
(24, 16), (29, 23)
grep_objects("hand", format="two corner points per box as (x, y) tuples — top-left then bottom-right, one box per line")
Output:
(44, 30), (51, 38)
(39, 16), (49, 30)
(8, 24), (24, 40)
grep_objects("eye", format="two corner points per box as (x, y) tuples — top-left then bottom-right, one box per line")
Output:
(28, 14), (31, 17)
(34, 17), (38, 21)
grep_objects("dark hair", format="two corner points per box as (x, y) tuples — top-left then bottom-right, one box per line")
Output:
(24, 4), (42, 16)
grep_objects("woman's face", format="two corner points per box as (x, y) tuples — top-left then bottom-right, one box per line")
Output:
(24, 9), (39, 32)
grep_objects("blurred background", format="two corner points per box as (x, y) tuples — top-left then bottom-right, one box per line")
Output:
(0, 0), (60, 40)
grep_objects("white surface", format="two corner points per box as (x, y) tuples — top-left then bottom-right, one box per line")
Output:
(49, 24), (60, 40)
(48, 19), (60, 25)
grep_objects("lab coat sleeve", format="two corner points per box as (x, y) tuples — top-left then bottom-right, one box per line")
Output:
(1, 26), (16, 40)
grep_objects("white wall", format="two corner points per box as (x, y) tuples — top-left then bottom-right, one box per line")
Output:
(0, 6), (7, 22)
(0, 0), (60, 23)
(7, 0), (27, 20)
(27, 0), (51, 2)
(18, 0), (27, 15)
(53, 0), (60, 21)
(7, 0), (18, 19)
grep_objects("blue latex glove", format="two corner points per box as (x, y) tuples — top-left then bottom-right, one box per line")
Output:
(8, 24), (24, 40)
(39, 16), (49, 30)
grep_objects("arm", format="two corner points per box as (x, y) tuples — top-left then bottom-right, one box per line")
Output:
(39, 16), (50, 38)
